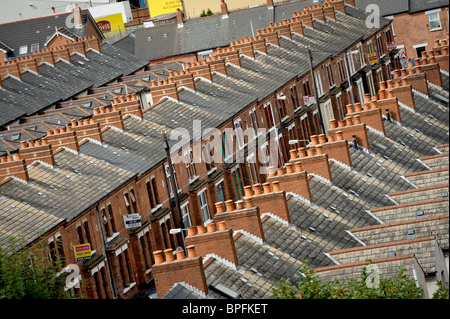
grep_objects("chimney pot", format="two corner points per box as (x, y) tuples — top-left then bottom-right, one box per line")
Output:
(176, 250), (185, 261)
(272, 181), (281, 192)
(386, 89), (395, 99)
(186, 245), (197, 258)
(225, 200), (235, 212)
(197, 225), (206, 235)
(354, 102), (362, 112)
(20, 140), (28, 149)
(329, 119), (338, 129)
(153, 250), (164, 264)
(345, 117), (353, 126)
(346, 104), (354, 114)
(386, 80), (394, 88)
(306, 148), (315, 157)
(277, 167), (284, 176)
(262, 182), (272, 193)
(289, 149), (298, 160)
(353, 115), (361, 125)
(164, 249), (175, 262)
(267, 166), (277, 177)
(217, 220), (227, 231)
(327, 135), (335, 142)
(187, 226), (197, 236)
(235, 201), (244, 210)
(253, 184), (262, 195)
(298, 147), (307, 158)
(318, 134), (327, 144)
(244, 186), (253, 198)
(285, 163), (294, 174)
(206, 222), (216, 233)
(310, 135), (319, 145)
(215, 202), (225, 214)
(243, 196), (254, 208)
(335, 131), (344, 141)
(294, 162), (303, 173)
(315, 145), (324, 155)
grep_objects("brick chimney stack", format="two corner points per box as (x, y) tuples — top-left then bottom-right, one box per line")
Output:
(245, 182), (291, 223)
(288, 142), (334, 182)
(266, 164), (313, 202)
(0, 154), (29, 183)
(213, 197), (265, 242)
(313, 133), (353, 167)
(152, 245), (208, 298)
(221, 0), (229, 18)
(176, 8), (184, 27)
(45, 126), (80, 153)
(110, 94), (143, 119)
(328, 115), (370, 150)
(19, 138), (55, 167)
(73, 4), (83, 29)
(70, 118), (103, 144)
(185, 221), (239, 267)
(92, 105), (125, 131)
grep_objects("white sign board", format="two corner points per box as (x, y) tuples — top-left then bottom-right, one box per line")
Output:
(123, 213), (142, 229)
(303, 95), (316, 106)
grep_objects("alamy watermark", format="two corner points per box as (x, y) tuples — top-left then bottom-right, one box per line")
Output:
(366, 4), (381, 29)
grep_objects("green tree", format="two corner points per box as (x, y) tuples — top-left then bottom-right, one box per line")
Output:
(273, 260), (423, 299)
(0, 236), (84, 299)
(432, 281), (449, 299)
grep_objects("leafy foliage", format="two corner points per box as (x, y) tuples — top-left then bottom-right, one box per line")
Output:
(432, 281), (449, 299)
(273, 260), (423, 299)
(200, 9), (214, 17)
(0, 236), (84, 299)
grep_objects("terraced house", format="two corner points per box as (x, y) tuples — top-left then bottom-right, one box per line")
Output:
(0, 0), (448, 300)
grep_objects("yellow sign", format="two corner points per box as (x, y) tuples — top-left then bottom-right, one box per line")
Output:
(148, 0), (183, 18)
(74, 243), (92, 262)
(95, 13), (125, 38)
(368, 53), (378, 65)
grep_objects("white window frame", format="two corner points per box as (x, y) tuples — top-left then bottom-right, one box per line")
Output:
(19, 45), (28, 55)
(234, 118), (245, 149)
(165, 163), (180, 197)
(426, 9), (442, 31)
(356, 78), (365, 104)
(366, 71), (376, 96)
(180, 201), (192, 229)
(184, 149), (199, 183)
(357, 43), (366, 67)
(198, 188), (211, 224)
(246, 152), (258, 185)
(263, 102), (276, 130)
(314, 71), (324, 97)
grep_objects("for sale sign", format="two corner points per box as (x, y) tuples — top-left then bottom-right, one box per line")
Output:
(123, 213), (142, 229)
(368, 53), (378, 65)
(73, 243), (92, 262)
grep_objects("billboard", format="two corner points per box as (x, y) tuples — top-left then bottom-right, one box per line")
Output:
(148, 0), (183, 18)
(94, 13), (125, 38)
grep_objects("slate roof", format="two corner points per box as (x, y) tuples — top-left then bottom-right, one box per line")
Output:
(354, 0), (449, 16)
(0, 10), (97, 59)
(0, 44), (148, 128)
(0, 3), (448, 300)
(127, 0), (390, 62)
